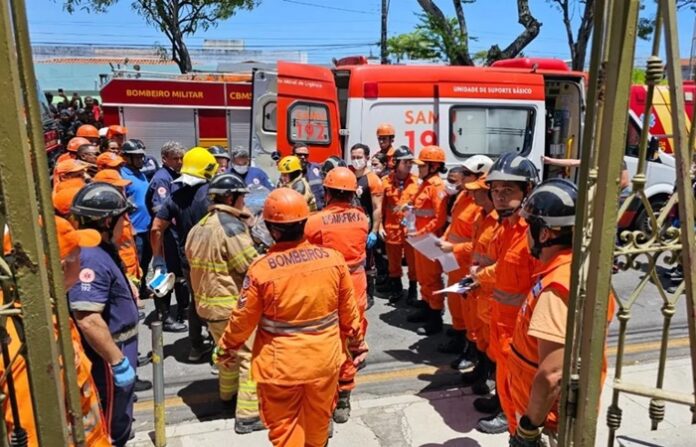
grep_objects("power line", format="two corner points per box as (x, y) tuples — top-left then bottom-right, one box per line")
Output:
(279, 0), (377, 15)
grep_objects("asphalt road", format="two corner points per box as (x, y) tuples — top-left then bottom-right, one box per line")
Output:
(131, 261), (691, 428)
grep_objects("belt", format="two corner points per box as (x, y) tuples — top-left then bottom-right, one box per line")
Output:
(492, 289), (527, 307)
(112, 325), (138, 344)
(260, 311), (338, 335)
(511, 344), (539, 368)
(414, 209), (435, 217)
(348, 263), (365, 273)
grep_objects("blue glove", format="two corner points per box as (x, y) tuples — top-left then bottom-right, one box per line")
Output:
(366, 232), (378, 249)
(111, 357), (136, 387)
(152, 255), (167, 274)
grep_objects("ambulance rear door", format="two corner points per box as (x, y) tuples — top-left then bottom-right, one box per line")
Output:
(250, 68), (278, 175)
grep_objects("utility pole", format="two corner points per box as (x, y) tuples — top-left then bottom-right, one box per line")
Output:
(381, 0), (388, 64)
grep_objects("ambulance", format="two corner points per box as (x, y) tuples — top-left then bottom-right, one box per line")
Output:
(100, 74), (253, 160)
(249, 56), (677, 231)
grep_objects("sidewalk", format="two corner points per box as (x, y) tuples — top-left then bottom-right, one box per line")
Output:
(128, 358), (695, 447)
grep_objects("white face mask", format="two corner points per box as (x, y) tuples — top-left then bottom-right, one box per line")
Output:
(233, 164), (249, 175)
(351, 158), (366, 170)
(372, 166), (383, 176)
(445, 181), (459, 196)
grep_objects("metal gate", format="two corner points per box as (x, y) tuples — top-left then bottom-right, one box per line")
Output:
(558, 0), (696, 445)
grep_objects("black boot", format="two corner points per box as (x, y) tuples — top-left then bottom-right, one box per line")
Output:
(406, 281), (418, 306)
(406, 305), (428, 323)
(476, 412), (508, 434)
(388, 278), (403, 304)
(460, 350), (487, 379)
(453, 341), (479, 371)
(473, 394), (500, 414)
(416, 307), (443, 335)
(366, 274), (376, 299)
(438, 330), (466, 354)
(332, 391), (351, 423)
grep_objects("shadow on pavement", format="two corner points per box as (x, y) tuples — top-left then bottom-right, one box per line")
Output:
(162, 336), (196, 364)
(419, 439), (482, 447)
(176, 378), (236, 422)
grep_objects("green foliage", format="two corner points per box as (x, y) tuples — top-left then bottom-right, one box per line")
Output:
(386, 28), (439, 63)
(638, 0), (695, 40)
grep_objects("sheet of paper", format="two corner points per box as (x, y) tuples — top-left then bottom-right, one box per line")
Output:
(434, 282), (472, 295)
(436, 253), (460, 273)
(407, 233), (444, 261)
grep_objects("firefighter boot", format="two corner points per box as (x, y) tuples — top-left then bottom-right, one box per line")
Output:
(234, 417), (266, 434)
(333, 391), (352, 424)
(476, 412), (508, 434)
(366, 274), (376, 308)
(453, 340), (479, 371)
(406, 305), (429, 323)
(416, 307), (443, 335)
(473, 394), (500, 414)
(388, 278), (403, 304)
(461, 351), (487, 383)
(406, 281), (419, 306)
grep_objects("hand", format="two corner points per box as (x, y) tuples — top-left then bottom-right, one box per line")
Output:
(111, 357), (136, 387)
(438, 240), (454, 253)
(469, 265), (480, 279)
(509, 426), (543, 447)
(152, 256), (167, 274)
(212, 346), (236, 369)
(366, 232), (378, 249)
(352, 351), (368, 367)
(378, 227), (386, 240)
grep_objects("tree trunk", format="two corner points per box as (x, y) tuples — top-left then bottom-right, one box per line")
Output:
(572, 0), (594, 71)
(417, 0), (474, 65)
(485, 0), (541, 65)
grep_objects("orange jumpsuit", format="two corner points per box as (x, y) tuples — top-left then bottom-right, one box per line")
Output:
(469, 209), (500, 353)
(442, 193), (480, 332)
(118, 217), (143, 287)
(381, 173), (419, 282)
(502, 249), (614, 433)
(1, 316), (111, 447)
(485, 215), (537, 421)
(412, 175), (448, 310)
(217, 239), (362, 447)
(305, 202), (369, 392)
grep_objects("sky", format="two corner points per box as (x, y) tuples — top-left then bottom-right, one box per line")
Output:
(26, 0), (695, 65)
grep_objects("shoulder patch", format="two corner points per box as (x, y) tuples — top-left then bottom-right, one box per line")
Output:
(79, 268), (96, 283)
(312, 167), (320, 177)
(218, 213), (247, 238)
(157, 186), (168, 198)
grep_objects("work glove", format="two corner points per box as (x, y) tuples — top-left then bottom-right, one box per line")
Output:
(366, 232), (378, 249)
(111, 357), (136, 388)
(152, 255), (167, 274)
(509, 425), (543, 447)
(212, 345), (236, 369)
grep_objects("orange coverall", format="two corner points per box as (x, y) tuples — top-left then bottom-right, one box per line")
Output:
(468, 209), (500, 353)
(217, 239), (362, 447)
(117, 216), (143, 286)
(442, 193), (481, 332)
(412, 175), (447, 310)
(485, 215), (537, 421)
(381, 173), (419, 282)
(305, 202), (369, 393)
(502, 249), (614, 433)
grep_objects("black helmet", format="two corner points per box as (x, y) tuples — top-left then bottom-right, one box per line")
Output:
(486, 152), (539, 185)
(208, 173), (249, 196)
(393, 145), (415, 161)
(70, 182), (133, 220)
(522, 178), (577, 258)
(208, 145), (231, 160)
(321, 156), (346, 177)
(121, 139), (146, 155)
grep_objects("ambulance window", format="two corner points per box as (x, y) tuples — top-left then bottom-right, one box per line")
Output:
(262, 102), (277, 132)
(288, 102), (330, 145)
(449, 106), (534, 157)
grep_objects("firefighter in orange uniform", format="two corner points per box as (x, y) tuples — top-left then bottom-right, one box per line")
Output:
(505, 179), (614, 446)
(53, 159), (88, 195)
(1, 218), (110, 447)
(55, 136), (91, 165)
(471, 153), (539, 435)
(376, 123), (396, 169)
(76, 124), (100, 145)
(215, 189), (366, 447)
(406, 145), (448, 335)
(436, 156), (493, 362)
(304, 167), (369, 424)
(459, 175), (500, 395)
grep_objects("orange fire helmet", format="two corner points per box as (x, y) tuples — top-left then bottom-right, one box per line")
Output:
(376, 123), (395, 137)
(96, 152), (125, 170)
(67, 137), (91, 153)
(106, 125), (128, 139)
(263, 189), (310, 224)
(52, 186), (81, 216)
(93, 169), (132, 187)
(76, 124), (99, 139)
(415, 145), (446, 165)
(323, 166), (358, 192)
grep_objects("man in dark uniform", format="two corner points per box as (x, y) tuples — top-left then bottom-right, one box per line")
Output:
(293, 143), (325, 210)
(68, 182), (139, 447)
(150, 146), (219, 362)
(146, 141), (188, 332)
(228, 147), (274, 190)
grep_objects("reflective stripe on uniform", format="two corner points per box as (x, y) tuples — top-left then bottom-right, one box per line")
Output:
(414, 209), (435, 217)
(473, 253), (494, 265)
(308, 178), (323, 186)
(348, 263), (365, 273)
(228, 246), (259, 271)
(446, 233), (470, 244)
(112, 325), (138, 344)
(260, 310), (338, 335)
(492, 289), (527, 306)
(198, 293), (239, 307)
(189, 258), (228, 273)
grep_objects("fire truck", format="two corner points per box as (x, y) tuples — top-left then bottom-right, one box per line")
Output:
(100, 74), (253, 159)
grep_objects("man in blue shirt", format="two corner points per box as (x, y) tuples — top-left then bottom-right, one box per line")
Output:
(150, 147), (219, 362)
(228, 147), (274, 191)
(293, 143), (325, 210)
(146, 141), (188, 332)
(120, 139), (152, 300)
(68, 183), (140, 447)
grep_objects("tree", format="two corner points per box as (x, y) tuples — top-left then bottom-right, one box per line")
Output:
(546, 0), (594, 71)
(64, 0), (257, 73)
(638, 0), (695, 40)
(386, 29), (439, 63)
(414, 0), (542, 66)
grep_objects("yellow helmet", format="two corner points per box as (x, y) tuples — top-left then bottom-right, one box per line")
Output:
(181, 147), (219, 180)
(277, 155), (303, 174)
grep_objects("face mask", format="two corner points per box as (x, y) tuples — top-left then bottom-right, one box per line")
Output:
(445, 181), (459, 196)
(351, 159), (366, 170)
(372, 166), (383, 176)
(233, 164), (249, 175)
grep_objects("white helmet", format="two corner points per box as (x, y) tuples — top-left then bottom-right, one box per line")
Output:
(462, 155), (494, 175)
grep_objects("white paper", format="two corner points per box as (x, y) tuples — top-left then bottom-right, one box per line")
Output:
(407, 234), (443, 261)
(436, 253), (460, 273)
(434, 282), (472, 295)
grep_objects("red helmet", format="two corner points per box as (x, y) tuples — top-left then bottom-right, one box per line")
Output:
(263, 189), (310, 223)
(323, 167), (358, 192)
